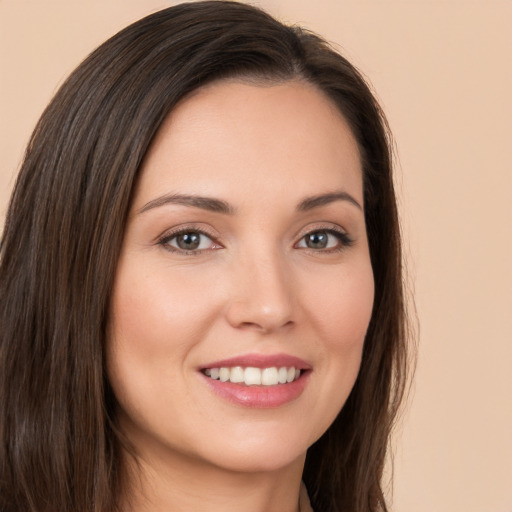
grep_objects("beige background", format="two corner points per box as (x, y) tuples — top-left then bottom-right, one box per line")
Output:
(1, 1), (511, 511)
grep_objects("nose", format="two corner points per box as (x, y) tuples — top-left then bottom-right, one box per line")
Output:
(225, 250), (295, 334)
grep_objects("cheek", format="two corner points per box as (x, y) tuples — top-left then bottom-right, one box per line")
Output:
(108, 259), (220, 356)
(302, 259), (374, 437)
(312, 259), (375, 351)
(106, 261), (199, 401)
(105, 260), (222, 444)
(105, 257), (235, 423)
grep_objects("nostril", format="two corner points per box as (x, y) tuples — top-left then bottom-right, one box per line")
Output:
(236, 318), (295, 334)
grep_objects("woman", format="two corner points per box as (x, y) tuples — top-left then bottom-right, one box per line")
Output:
(0, 2), (410, 511)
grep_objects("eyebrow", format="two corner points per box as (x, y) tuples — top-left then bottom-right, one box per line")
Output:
(297, 191), (362, 211)
(138, 194), (236, 215)
(138, 190), (362, 215)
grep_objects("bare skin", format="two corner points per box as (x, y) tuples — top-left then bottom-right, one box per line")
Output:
(108, 80), (374, 511)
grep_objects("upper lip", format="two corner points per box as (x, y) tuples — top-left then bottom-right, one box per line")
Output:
(200, 353), (311, 370)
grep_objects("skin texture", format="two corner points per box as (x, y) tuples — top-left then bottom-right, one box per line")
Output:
(107, 80), (375, 512)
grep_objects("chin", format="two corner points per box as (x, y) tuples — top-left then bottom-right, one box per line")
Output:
(189, 426), (312, 474)
(208, 447), (306, 475)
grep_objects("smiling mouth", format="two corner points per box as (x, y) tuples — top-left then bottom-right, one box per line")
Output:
(202, 366), (302, 386)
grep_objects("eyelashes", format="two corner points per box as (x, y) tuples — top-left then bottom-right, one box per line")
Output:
(157, 225), (354, 256)
(296, 228), (354, 251)
(158, 226), (221, 255)
(171, 232), (210, 251)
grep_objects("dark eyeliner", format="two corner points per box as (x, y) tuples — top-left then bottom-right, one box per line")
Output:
(299, 226), (355, 253)
(328, 228), (354, 248)
(156, 226), (220, 255)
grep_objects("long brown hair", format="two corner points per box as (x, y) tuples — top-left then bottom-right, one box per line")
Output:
(0, 2), (411, 511)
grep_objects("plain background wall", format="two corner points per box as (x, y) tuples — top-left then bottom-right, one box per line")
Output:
(1, 1), (510, 511)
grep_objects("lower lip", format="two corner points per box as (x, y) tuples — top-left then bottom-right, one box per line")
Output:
(201, 372), (310, 408)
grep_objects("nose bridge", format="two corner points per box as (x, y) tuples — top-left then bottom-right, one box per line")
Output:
(226, 241), (295, 332)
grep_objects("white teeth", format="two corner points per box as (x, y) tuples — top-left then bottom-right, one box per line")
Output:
(230, 366), (244, 383)
(219, 367), (230, 382)
(244, 367), (262, 386)
(261, 367), (279, 386)
(203, 366), (302, 386)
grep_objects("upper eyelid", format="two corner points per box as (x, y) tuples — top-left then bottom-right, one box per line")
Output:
(297, 228), (352, 244)
(157, 222), (348, 238)
(155, 221), (353, 248)
(156, 223), (220, 242)
(295, 222), (349, 239)
(162, 229), (215, 243)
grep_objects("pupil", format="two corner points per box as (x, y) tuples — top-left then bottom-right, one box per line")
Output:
(307, 231), (328, 249)
(177, 232), (200, 250)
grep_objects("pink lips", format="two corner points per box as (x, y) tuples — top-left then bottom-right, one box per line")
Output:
(200, 353), (311, 371)
(199, 353), (311, 408)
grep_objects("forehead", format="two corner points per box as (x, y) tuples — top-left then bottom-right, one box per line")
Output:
(134, 79), (363, 210)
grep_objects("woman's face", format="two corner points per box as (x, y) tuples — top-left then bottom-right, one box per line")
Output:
(107, 80), (374, 475)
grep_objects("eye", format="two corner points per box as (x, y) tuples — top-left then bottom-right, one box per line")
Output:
(159, 229), (220, 253)
(296, 229), (353, 251)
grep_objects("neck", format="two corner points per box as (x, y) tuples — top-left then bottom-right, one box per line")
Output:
(118, 445), (306, 512)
